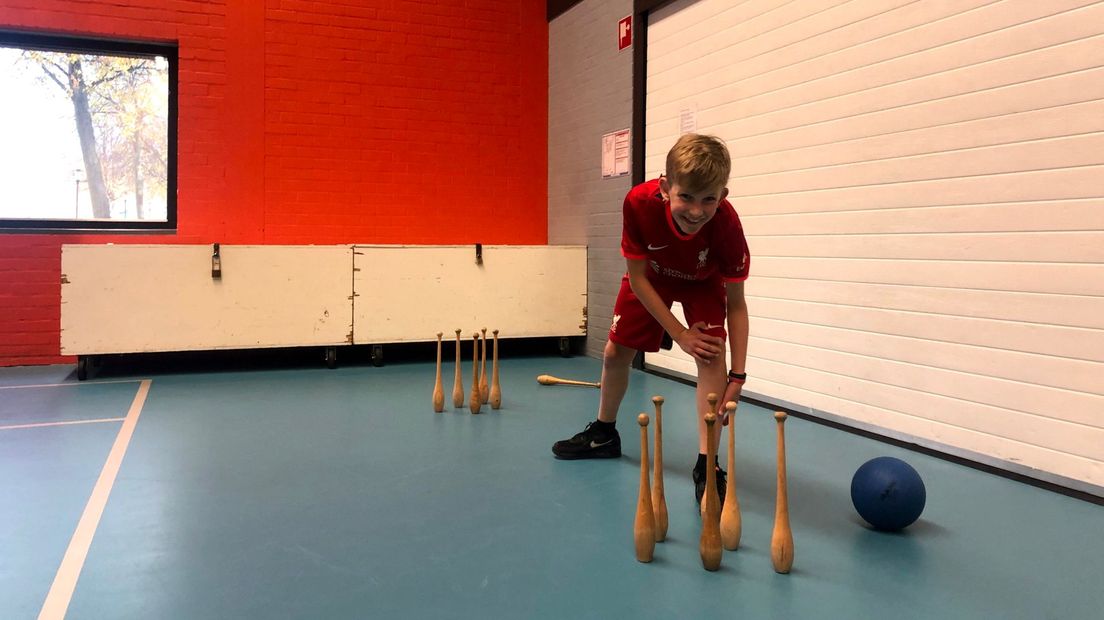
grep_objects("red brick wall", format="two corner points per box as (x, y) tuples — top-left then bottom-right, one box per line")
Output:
(0, 0), (549, 366)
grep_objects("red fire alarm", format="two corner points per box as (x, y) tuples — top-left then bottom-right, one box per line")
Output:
(618, 15), (632, 51)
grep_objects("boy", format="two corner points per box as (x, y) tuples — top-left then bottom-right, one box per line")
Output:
(552, 133), (749, 506)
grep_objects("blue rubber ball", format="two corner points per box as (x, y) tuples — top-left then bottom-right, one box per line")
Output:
(851, 456), (926, 531)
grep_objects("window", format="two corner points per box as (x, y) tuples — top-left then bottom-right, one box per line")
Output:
(0, 30), (177, 232)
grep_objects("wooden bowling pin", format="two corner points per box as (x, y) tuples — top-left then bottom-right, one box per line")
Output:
(771, 411), (794, 574)
(720, 400), (741, 550)
(469, 333), (482, 414)
(634, 413), (656, 562)
(701, 393), (720, 519)
(651, 396), (668, 542)
(479, 327), (489, 404)
(536, 375), (600, 388)
(699, 412), (722, 571)
(452, 329), (464, 408)
(432, 332), (444, 413)
(489, 329), (502, 409)
(707, 392), (720, 441)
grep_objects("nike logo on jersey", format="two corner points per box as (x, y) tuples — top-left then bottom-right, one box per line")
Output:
(703, 324), (722, 330)
(647, 244), (669, 251)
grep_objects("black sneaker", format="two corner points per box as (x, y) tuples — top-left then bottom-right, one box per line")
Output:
(552, 421), (621, 459)
(693, 463), (727, 506)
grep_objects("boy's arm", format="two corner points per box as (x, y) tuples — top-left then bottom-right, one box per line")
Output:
(626, 258), (724, 362)
(722, 280), (749, 409)
(726, 280), (748, 373)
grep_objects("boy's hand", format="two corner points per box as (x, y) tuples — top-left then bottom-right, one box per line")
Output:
(719, 380), (742, 425)
(675, 321), (724, 363)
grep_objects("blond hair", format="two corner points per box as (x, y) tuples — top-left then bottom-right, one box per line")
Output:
(665, 134), (731, 193)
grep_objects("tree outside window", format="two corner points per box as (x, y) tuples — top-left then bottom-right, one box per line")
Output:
(0, 31), (176, 232)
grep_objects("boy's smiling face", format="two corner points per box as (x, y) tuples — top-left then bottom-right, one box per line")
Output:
(660, 177), (728, 235)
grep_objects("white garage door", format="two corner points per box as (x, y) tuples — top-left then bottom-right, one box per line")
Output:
(642, 0), (1104, 492)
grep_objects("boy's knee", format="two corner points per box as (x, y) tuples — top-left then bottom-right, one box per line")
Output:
(695, 356), (727, 378)
(603, 340), (636, 366)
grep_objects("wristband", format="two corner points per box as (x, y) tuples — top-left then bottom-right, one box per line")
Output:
(728, 371), (746, 384)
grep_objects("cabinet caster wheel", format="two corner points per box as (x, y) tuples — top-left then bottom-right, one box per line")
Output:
(324, 347), (337, 369)
(370, 344), (384, 367)
(558, 337), (571, 357)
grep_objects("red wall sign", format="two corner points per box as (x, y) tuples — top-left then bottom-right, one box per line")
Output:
(618, 15), (632, 51)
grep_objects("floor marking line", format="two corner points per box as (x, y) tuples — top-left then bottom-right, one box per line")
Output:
(0, 379), (145, 390)
(37, 379), (151, 620)
(0, 418), (125, 432)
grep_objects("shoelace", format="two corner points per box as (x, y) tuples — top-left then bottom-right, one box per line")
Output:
(574, 422), (607, 442)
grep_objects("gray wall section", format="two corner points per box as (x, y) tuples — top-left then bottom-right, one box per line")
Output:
(548, 0), (633, 358)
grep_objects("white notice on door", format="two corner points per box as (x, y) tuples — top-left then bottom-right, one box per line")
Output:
(679, 106), (697, 134)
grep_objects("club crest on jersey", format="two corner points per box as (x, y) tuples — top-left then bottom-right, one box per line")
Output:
(611, 313), (621, 333)
(697, 248), (709, 269)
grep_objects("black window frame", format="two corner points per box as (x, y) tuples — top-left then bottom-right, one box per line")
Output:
(0, 29), (178, 233)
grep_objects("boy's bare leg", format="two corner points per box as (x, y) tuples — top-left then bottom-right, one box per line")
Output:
(551, 339), (632, 459)
(695, 355), (728, 454)
(597, 339), (637, 423)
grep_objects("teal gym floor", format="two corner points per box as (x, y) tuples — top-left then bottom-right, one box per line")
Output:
(2, 353), (1102, 619)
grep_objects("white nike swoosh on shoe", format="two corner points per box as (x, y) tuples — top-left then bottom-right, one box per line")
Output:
(647, 244), (668, 250)
(589, 439), (614, 448)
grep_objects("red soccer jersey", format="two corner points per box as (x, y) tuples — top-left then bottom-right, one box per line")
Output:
(620, 178), (750, 283)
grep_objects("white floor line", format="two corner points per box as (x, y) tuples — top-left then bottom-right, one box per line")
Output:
(37, 379), (152, 620)
(0, 379), (145, 390)
(0, 418), (125, 432)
